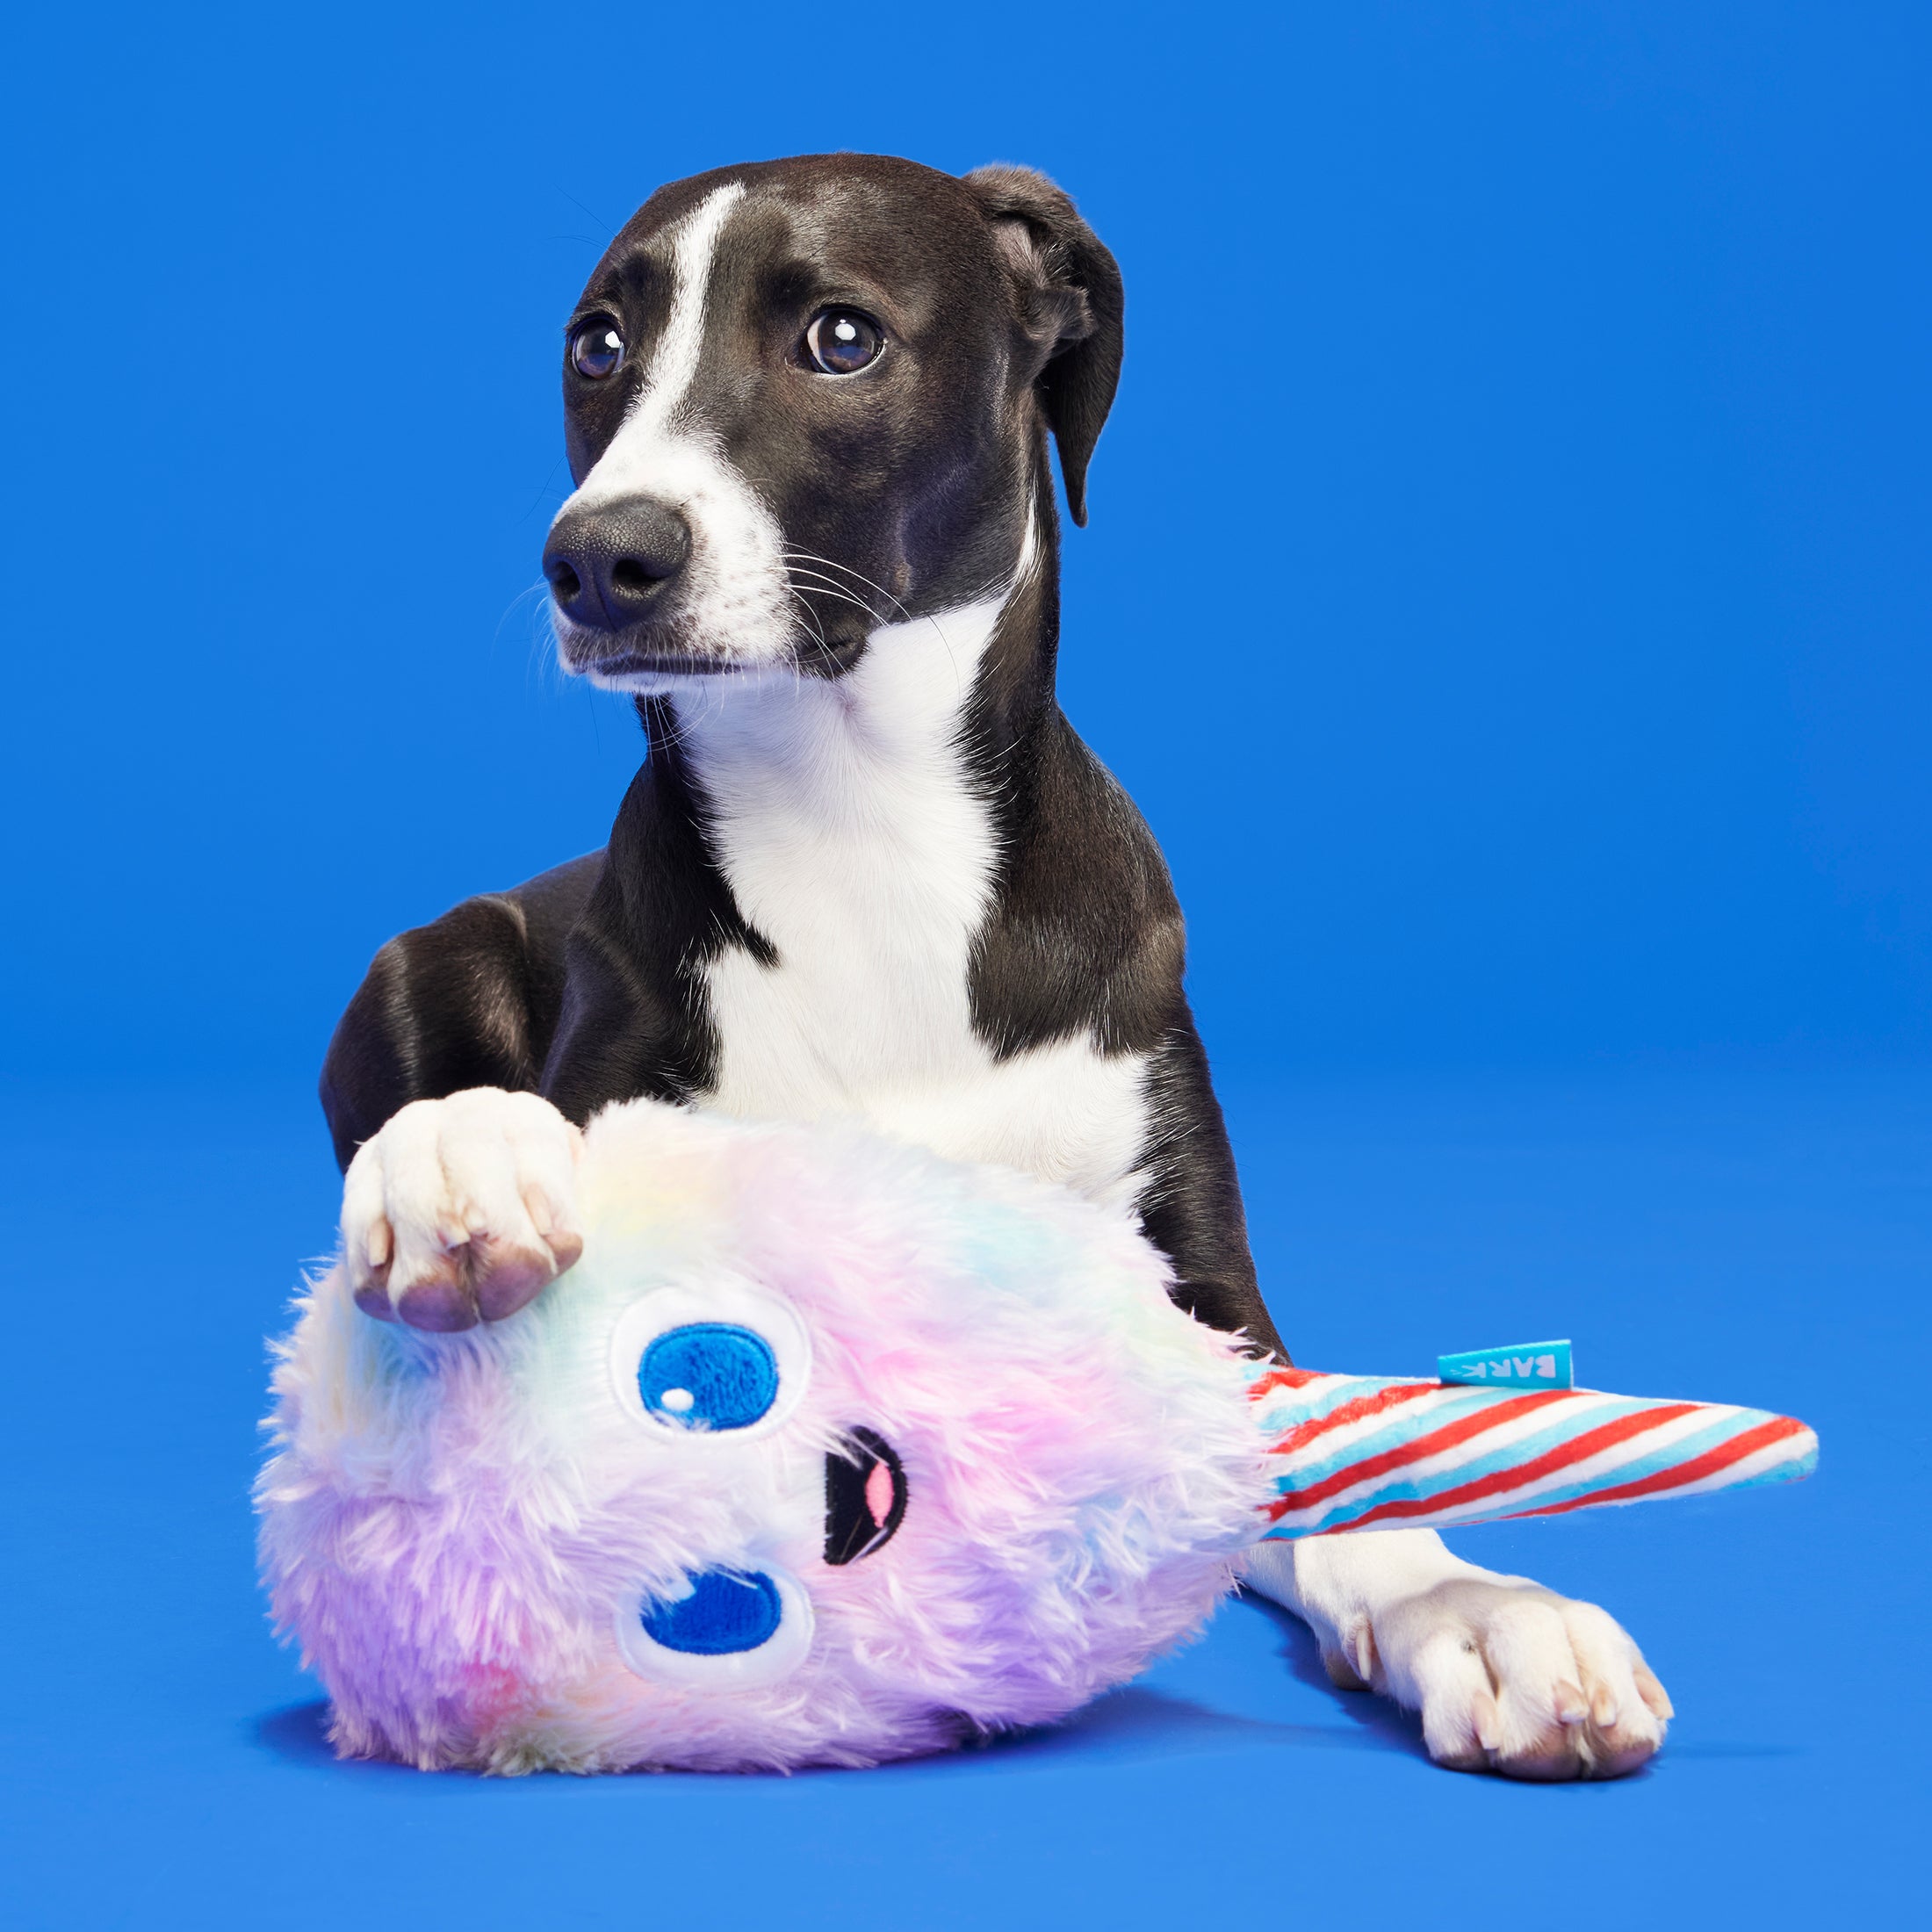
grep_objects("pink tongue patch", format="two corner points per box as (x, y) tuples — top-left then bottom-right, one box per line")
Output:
(822, 1427), (907, 1566)
(864, 1458), (896, 1529)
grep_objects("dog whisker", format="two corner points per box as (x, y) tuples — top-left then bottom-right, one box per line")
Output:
(782, 551), (911, 621)
(784, 563), (878, 602)
(786, 573), (884, 628)
(786, 586), (831, 653)
(559, 189), (624, 242)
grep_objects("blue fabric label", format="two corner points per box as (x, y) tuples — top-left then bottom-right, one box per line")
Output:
(1437, 1340), (1574, 1388)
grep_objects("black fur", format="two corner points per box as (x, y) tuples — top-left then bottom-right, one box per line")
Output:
(320, 852), (600, 1171)
(320, 155), (1286, 1361)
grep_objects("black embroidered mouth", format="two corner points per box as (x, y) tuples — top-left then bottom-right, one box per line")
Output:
(823, 1427), (907, 1565)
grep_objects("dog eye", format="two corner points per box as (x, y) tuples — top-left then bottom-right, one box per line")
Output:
(569, 315), (624, 379)
(804, 307), (884, 377)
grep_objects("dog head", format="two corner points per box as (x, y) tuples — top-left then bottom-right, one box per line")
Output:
(542, 155), (1123, 689)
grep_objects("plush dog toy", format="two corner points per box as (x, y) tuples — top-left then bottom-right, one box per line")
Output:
(258, 1098), (1814, 1774)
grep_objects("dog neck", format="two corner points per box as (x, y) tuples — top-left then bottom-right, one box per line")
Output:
(632, 475), (1062, 890)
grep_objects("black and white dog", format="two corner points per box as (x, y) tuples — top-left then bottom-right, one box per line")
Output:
(323, 154), (1671, 1778)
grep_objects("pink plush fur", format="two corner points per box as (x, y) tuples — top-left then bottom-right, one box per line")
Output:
(258, 1099), (1269, 1773)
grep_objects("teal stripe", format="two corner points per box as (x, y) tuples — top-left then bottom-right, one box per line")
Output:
(1270, 1388), (1630, 1494)
(1272, 1406), (1795, 1534)
(1288, 1410), (1743, 1531)
(1250, 1373), (1427, 1438)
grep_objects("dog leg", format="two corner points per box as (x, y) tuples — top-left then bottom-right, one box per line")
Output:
(1244, 1530), (1672, 1778)
(340, 1087), (585, 1330)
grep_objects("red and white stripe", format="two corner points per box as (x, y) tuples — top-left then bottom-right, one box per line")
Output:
(1249, 1366), (1817, 1539)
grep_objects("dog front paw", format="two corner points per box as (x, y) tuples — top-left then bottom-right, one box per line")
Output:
(340, 1088), (584, 1331)
(1359, 1575), (1672, 1779)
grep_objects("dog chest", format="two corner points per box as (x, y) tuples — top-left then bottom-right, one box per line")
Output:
(682, 609), (1153, 1208)
(703, 936), (1153, 1208)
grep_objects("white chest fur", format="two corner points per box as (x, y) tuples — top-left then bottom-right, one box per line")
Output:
(683, 601), (1153, 1209)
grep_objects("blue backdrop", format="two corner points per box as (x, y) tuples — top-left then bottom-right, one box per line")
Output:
(3, 0), (1925, 1085)
(1, 5), (1926, 1928)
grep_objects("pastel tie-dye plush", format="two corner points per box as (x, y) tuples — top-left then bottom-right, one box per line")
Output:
(258, 1099), (1265, 1773)
(257, 1097), (1816, 1775)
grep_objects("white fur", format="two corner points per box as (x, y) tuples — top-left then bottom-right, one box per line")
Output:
(551, 181), (797, 681)
(341, 1088), (582, 1316)
(682, 591), (1152, 1207)
(1243, 1532), (1670, 1777)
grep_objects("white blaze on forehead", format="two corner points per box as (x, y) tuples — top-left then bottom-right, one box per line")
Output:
(555, 177), (795, 681)
(627, 181), (746, 436)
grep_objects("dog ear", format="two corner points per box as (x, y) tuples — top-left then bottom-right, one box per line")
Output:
(962, 165), (1124, 528)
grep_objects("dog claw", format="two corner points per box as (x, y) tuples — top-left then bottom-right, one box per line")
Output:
(1633, 1663), (1675, 1720)
(1352, 1625), (1377, 1688)
(1473, 1690), (1502, 1752)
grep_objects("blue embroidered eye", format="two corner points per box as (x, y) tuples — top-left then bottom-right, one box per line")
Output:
(640, 1569), (783, 1654)
(638, 1323), (778, 1430)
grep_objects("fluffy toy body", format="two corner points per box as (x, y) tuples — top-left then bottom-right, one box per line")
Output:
(259, 1098), (1815, 1774)
(259, 1099), (1265, 1772)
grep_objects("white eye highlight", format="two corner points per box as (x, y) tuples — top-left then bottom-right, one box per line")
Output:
(803, 306), (885, 376)
(570, 314), (625, 379)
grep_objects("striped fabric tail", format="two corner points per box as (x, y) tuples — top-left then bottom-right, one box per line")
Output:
(1249, 1365), (1818, 1540)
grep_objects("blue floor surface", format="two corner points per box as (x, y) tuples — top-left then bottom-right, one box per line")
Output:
(2, 1063), (1924, 1928)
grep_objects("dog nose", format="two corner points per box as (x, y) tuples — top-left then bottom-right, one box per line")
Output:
(544, 495), (691, 630)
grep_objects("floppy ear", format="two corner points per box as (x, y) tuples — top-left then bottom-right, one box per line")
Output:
(962, 165), (1125, 528)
